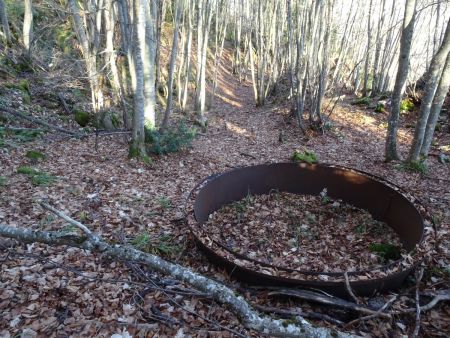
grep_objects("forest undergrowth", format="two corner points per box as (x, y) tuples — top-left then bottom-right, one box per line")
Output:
(0, 50), (449, 337)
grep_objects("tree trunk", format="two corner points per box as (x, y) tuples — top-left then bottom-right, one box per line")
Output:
(68, 0), (103, 113)
(155, 0), (166, 89)
(23, 0), (33, 57)
(385, 0), (417, 162)
(408, 19), (450, 162)
(143, 0), (157, 129)
(161, 0), (181, 130)
(420, 52), (450, 157)
(181, 0), (193, 111)
(362, 0), (373, 97)
(130, 0), (147, 158)
(0, 0), (11, 43)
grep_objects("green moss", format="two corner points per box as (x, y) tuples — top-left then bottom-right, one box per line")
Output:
(369, 243), (401, 261)
(26, 150), (45, 161)
(17, 166), (56, 186)
(22, 93), (31, 104)
(291, 150), (318, 164)
(17, 166), (39, 175)
(18, 79), (30, 93)
(351, 96), (371, 106)
(74, 110), (90, 127)
(0, 176), (6, 187)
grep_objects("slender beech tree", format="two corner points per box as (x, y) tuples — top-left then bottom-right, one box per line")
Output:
(143, 0), (157, 128)
(0, 0), (11, 43)
(68, 0), (104, 113)
(420, 52), (450, 158)
(161, 0), (182, 130)
(130, 0), (148, 158)
(23, 0), (33, 56)
(385, 0), (417, 162)
(408, 19), (450, 162)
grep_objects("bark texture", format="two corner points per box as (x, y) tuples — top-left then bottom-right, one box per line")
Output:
(385, 0), (417, 162)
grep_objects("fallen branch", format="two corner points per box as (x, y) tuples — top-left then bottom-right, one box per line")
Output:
(0, 105), (79, 136)
(253, 304), (344, 326)
(268, 289), (391, 320)
(0, 204), (357, 338)
(344, 295), (398, 328)
(0, 126), (45, 133)
(344, 271), (360, 304)
(392, 290), (450, 314)
(412, 268), (424, 338)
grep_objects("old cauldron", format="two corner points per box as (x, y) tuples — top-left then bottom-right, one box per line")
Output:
(189, 163), (425, 297)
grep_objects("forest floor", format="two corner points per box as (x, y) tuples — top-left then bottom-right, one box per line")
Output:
(1, 53), (449, 337)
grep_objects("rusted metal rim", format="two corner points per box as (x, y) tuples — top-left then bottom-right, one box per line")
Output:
(188, 163), (426, 297)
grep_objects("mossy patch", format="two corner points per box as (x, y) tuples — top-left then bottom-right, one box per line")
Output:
(369, 243), (401, 261)
(351, 96), (371, 106)
(74, 110), (90, 127)
(17, 166), (56, 186)
(26, 150), (45, 162)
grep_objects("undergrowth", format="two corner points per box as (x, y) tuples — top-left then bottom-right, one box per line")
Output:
(131, 232), (180, 256)
(291, 150), (318, 164)
(17, 166), (56, 186)
(397, 160), (428, 174)
(145, 122), (196, 155)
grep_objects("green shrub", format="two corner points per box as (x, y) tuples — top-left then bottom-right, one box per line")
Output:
(374, 102), (385, 113)
(145, 122), (196, 155)
(400, 98), (414, 112)
(0, 176), (6, 187)
(291, 150), (318, 164)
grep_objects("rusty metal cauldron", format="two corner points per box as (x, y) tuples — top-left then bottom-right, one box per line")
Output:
(188, 163), (425, 297)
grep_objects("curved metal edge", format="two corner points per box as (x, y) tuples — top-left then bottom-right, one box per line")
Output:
(185, 162), (429, 296)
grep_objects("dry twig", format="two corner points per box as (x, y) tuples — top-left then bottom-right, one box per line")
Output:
(412, 267), (424, 338)
(344, 271), (360, 304)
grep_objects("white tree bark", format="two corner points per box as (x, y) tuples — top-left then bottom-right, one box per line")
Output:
(408, 18), (450, 162)
(143, 0), (157, 128)
(23, 0), (33, 55)
(161, 0), (182, 130)
(0, 0), (11, 43)
(68, 0), (104, 113)
(130, 0), (147, 157)
(385, 0), (417, 161)
(420, 52), (450, 157)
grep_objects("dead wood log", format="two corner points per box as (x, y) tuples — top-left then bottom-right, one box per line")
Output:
(0, 105), (79, 136)
(268, 289), (391, 319)
(0, 203), (358, 338)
